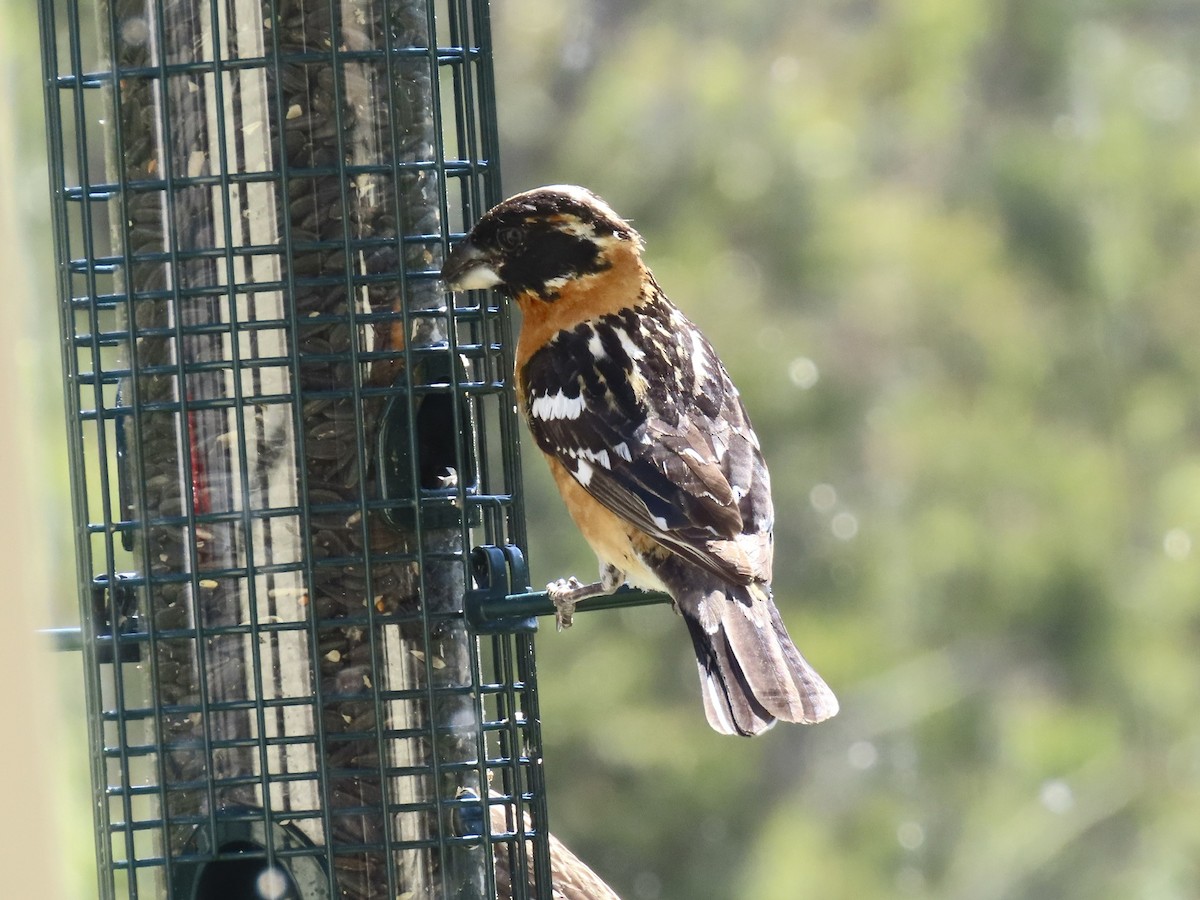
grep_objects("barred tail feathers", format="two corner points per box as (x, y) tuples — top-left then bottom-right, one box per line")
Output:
(680, 582), (838, 737)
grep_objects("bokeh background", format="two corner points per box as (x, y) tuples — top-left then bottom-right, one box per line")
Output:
(4, 0), (1200, 897)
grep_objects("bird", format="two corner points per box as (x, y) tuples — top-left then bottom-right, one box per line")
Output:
(489, 800), (623, 900)
(441, 185), (838, 736)
(454, 789), (623, 899)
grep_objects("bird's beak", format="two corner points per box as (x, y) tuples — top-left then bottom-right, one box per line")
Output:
(441, 240), (503, 291)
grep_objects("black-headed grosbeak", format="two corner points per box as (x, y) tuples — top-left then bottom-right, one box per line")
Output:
(442, 185), (838, 736)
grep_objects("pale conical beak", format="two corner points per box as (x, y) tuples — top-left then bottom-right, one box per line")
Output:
(441, 240), (503, 291)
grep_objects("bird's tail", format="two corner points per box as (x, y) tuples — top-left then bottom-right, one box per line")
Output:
(681, 583), (838, 736)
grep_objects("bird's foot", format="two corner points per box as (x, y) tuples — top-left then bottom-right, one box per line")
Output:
(546, 577), (581, 630)
(546, 576), (609, 631)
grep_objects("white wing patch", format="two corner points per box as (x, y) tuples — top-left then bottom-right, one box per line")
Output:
(588, 330), (607, 360)
(614, 327), (646, 362)
(559, 444), (613, 478)
(564, 446), (612, 470)
(614, 442), (633, 462)
(691, 330), (710, 383)
(530, 390), (586, 421)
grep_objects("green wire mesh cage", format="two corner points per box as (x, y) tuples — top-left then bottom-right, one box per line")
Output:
(37, 0), (553, 896)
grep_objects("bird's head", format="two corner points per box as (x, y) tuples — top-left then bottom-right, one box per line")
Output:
(441, 185), (643, 301)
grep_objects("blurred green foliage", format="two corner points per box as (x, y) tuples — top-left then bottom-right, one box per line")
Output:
(494, 1), (1200, 898)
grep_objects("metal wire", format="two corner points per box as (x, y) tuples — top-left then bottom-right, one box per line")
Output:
(38, 0), (549, 896)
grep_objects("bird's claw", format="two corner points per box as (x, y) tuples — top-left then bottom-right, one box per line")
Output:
(554, 599), (576, 632)
(547, 576), (583, 631)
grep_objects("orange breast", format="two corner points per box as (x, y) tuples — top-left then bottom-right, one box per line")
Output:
(544, 455), (669, 593)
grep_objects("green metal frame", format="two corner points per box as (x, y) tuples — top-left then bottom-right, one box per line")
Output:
(37, 0), (558, 896)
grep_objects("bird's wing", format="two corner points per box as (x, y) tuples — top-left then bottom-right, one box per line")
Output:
(521, 312), (773, 586)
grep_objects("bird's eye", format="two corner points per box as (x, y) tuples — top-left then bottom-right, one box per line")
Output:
(497, 227), (523, 251)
